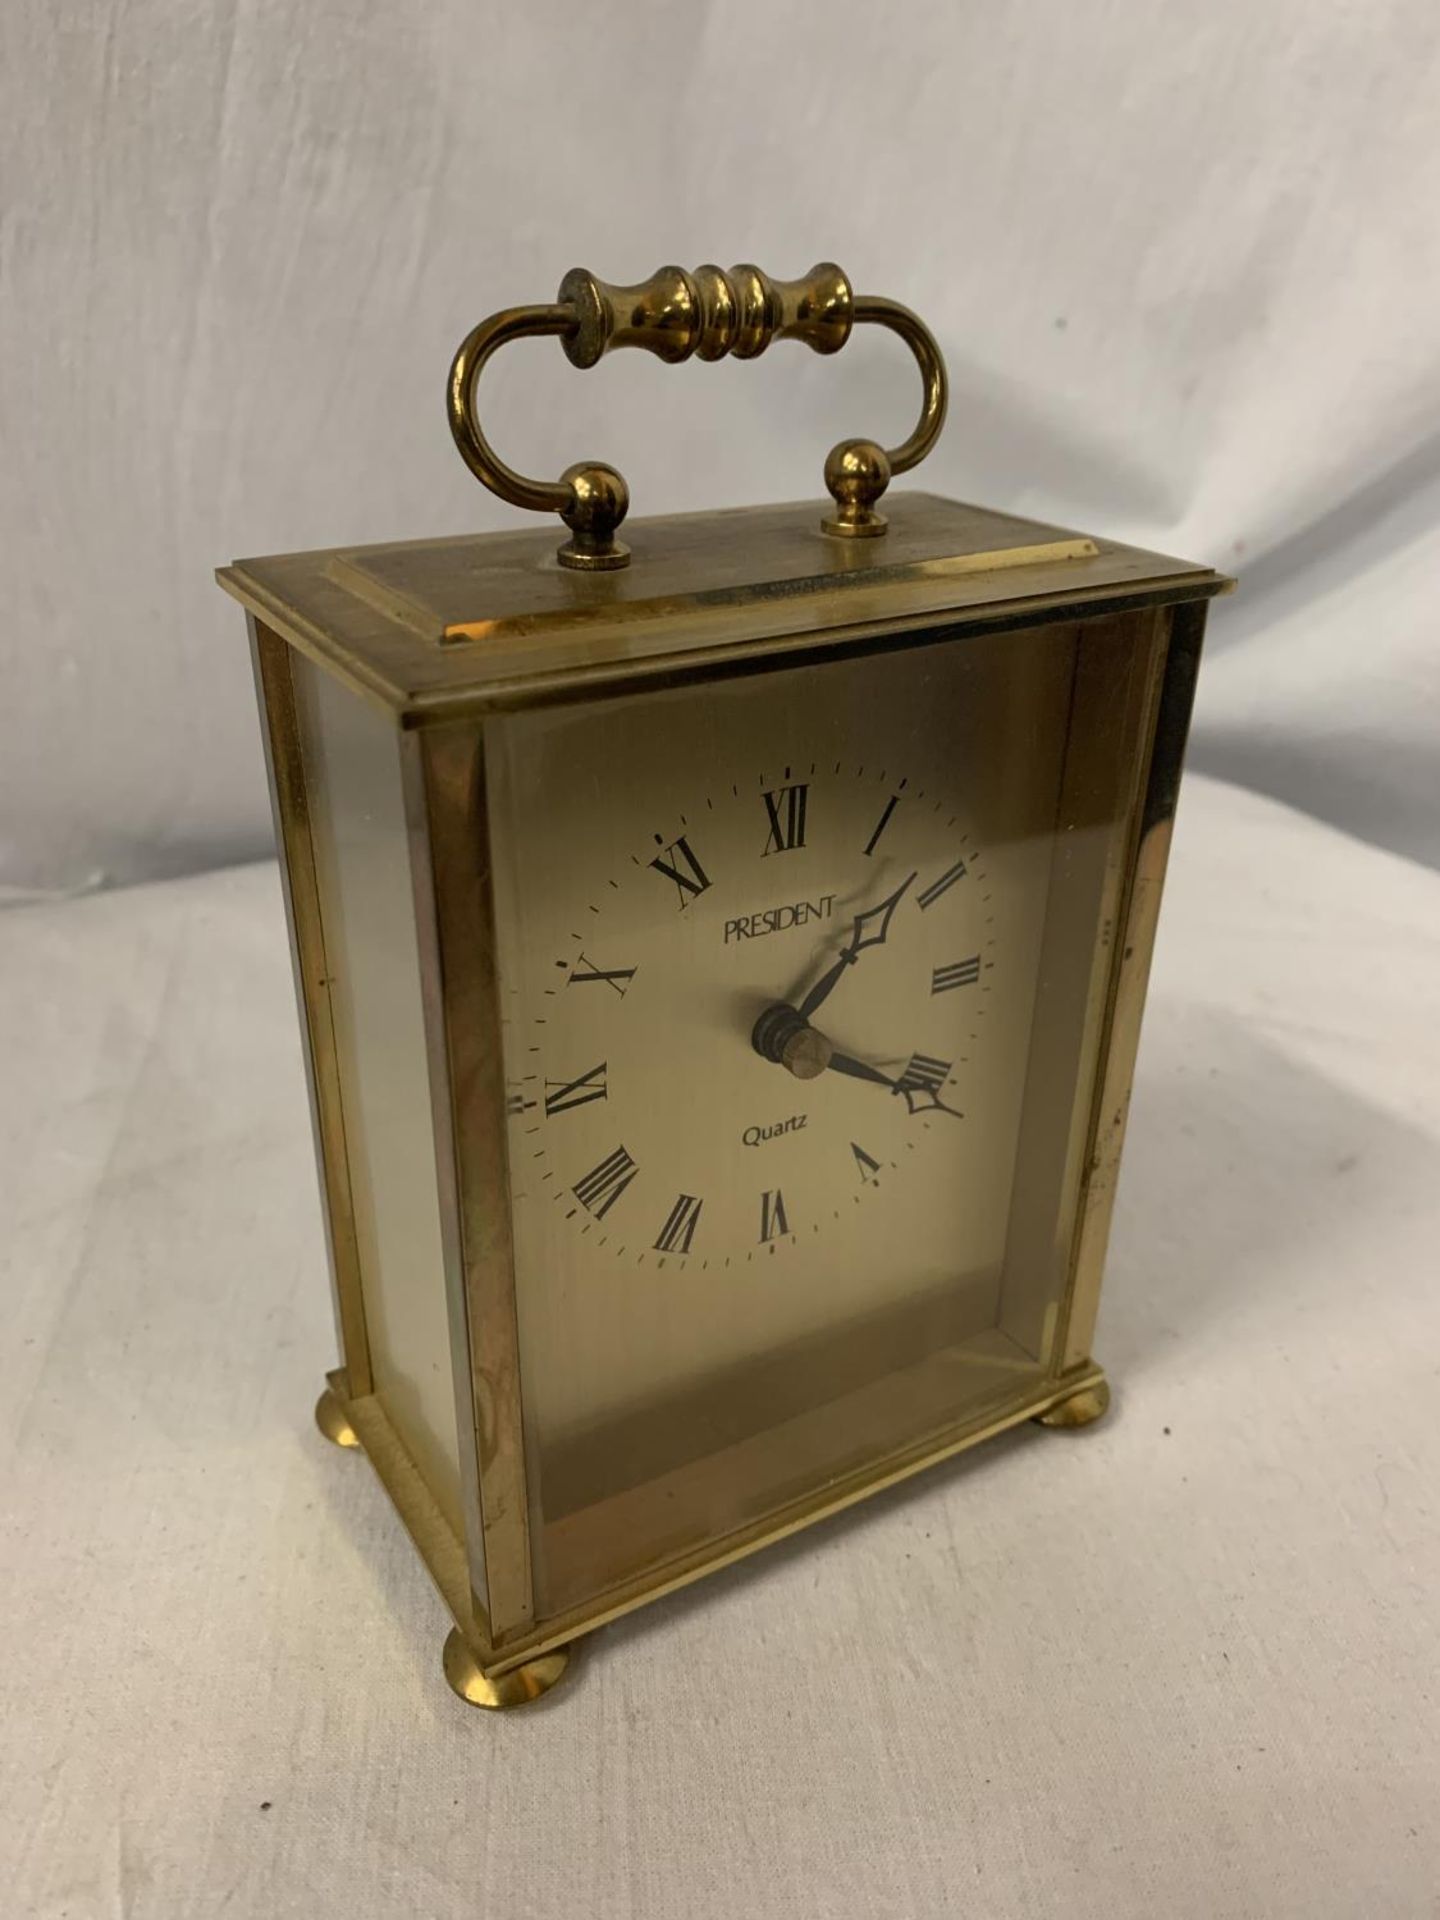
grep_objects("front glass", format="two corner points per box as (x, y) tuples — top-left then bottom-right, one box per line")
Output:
(485, 616), (1151, 1617)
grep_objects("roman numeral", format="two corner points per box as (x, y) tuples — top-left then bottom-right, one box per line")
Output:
(851, 1141), (881, 1184)
(572, 1145), (637, 1218)
(917, 857), (967, 909)
(759, 1188), (790, 1242)
(863, 793), (900, 857)
(894, 1052), (957, 1116)
(654, 1193), (703, 1255)
(762, 782), (808, 855)
(650, 833), (712, 908)
(544, 1061), (608, 1116)
(932, 956), (981, 994)
(506, 1086), (536, 1116)
(568, 953), (636, 996)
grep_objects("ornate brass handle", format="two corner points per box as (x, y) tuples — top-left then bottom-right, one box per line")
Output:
(447, 264), (948, 571)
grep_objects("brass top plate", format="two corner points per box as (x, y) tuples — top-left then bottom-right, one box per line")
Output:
(217, 491), (1228, 724)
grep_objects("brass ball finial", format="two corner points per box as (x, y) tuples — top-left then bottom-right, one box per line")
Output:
(822, 437), (891, 538)
(558, 460), (631, 571)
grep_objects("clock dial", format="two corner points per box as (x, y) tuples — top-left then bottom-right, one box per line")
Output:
(506, 759), (993, 1270)
(485, 632), (1078, 1480)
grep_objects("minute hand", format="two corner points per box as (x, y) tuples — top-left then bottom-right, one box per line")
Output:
(826, 1050), (900, 1091)
(828, 1048), (963, 1119)
(798, 871), (917, 1022)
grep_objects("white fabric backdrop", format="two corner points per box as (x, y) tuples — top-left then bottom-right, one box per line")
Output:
(3, 1), (1439, 898)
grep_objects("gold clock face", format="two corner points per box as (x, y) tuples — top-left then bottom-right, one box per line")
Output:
(507, 758), (992, 1266)
(486, 630), (1078, 1466)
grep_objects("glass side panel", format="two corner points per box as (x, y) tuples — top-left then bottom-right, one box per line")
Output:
(483, 617), (1152, 1617)
(292, 660), (464, 1537)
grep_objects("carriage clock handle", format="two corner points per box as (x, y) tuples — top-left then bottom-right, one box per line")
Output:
(446, 264), (948, 571)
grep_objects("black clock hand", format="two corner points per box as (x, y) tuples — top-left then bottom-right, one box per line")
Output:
(825, 1049), (900, 1091)
(828, 1046), (963, 1119)
(797, 871), (917, 1022)
(755, 1005), (964, 1119)
(795, 955), (852, 1025)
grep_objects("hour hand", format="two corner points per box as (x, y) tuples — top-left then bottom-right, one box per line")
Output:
(797, 871), (916, 1021)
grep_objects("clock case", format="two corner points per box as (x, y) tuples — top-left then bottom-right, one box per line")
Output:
(220, 488), (1227, 1704)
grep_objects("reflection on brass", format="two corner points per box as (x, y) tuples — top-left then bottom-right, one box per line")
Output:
(1060, 600), (1209, 1373)
(314, 1387), (360, 1449)
(322, 1354), (1109, 1688)
(998, 611), (1167, 1369)
(1033, 1377), (1111, 1429)
(219, 493), (1214, 712)
(411, 723), (536, 1642)
(447, 264), (947, 567)
(442, 1629), (570, 1711)
(251, 625), (373, 1397)
(499, 1362), (1116, 1670)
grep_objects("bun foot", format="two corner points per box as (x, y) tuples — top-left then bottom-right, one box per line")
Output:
(442, 1629), (571, 1711)
(1034, 1375), (1111, 1430)
(314, 1387), (360, 1449)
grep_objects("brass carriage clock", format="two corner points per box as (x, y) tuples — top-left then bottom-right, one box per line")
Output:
(218, 264), (1228, 1709)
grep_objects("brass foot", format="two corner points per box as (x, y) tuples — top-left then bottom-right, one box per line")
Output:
(1034, 1376), (1111, 1430)
(442, 1628), (571, 1711)
(314, 1387), (360, 1449)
